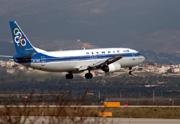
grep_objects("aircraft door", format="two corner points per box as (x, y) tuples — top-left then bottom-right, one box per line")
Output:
(132, 53), (139, 65)
(41, 56), (46, 66)
(132, 53), (136, 61)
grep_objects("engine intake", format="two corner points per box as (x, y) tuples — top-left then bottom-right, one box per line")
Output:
(102, 63), (121, 72)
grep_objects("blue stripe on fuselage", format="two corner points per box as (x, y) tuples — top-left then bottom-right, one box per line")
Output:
(15, 52), (142, 63)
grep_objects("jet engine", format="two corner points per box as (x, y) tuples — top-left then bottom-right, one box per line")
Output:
(102, 63), (121, 72)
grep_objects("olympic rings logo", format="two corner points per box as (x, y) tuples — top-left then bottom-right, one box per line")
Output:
(13, 28), (26, 47)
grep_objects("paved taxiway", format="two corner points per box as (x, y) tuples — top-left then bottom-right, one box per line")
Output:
(16, 117), (180, 124)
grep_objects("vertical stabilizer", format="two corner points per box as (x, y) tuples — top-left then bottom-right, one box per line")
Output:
(9, 21), (37, 55)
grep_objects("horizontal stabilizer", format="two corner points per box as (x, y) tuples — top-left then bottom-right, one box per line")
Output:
(16, 53), (36, 59)
(0, 55), (13, 58)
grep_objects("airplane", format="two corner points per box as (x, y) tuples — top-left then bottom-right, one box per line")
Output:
(0, 21), (145, 79)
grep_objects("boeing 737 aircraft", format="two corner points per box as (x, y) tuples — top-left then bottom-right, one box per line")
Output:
(0, 21), (145, 79)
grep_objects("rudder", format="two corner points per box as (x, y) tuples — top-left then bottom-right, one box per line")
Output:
(9, 21), (37, 55)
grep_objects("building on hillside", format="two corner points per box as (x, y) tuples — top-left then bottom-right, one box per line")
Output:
(17, 65), (27, 70)
(168, 67), (180, 73)
(145, 65), (158, 72)
(6, 61), (15, 68)
(6, 68), (16, 74)
(158, 64), (171, 73)
(0, 60), (6, 67)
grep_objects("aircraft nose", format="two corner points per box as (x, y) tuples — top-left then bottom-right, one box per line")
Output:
(139, 56), (145, 63)
(141, 56), (145, 62)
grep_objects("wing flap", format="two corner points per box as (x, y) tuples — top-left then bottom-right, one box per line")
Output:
(75, 65), (89, 71)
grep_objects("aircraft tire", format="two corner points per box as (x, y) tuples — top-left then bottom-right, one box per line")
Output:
(66, 73), (73, 79)
(129, 67), (133, 75)
(85, 73), (93, 79)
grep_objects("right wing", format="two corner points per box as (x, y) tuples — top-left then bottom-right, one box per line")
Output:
(75, 56), (122, 71)
(94, 56), (122, 68)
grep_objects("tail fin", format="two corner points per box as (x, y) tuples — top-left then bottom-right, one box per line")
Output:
(9, 21), (37, 55)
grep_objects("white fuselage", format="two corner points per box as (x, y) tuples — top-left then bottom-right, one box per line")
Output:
(23, 48), (145, 73)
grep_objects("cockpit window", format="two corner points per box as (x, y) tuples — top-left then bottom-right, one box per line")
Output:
(123, 50), (130, 52)
(137, 53), (141, 55)
(133, 53), (141, 57)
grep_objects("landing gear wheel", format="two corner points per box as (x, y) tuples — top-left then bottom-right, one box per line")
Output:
(85, 73), (93, 79)
(129, 71), (133, 75)
(66, 73), (73, 79)
(129, 67), (133, 75)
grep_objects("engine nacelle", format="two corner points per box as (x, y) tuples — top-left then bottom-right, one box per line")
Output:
(102, 63), (121, 72)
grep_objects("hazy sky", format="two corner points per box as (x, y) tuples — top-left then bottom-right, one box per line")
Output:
(1, 0), (180, 52)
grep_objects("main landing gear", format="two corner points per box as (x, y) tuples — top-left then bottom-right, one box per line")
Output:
(66, 71), (93, 79)
(85, 70), (93, 79)
(85, 73), (93, 79)
(129, 67), (133, 75)
(66, 73), (73, 79)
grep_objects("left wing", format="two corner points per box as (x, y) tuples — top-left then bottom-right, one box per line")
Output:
(0, 55), (13, 58)
(75, 56), (122, 71)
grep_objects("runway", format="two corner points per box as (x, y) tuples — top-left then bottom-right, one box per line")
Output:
(106, 118), (180, 124)
(0, 105), (180, 108)
(9, 117), (180, 124)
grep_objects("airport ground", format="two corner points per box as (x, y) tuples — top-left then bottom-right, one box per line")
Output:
(1, 69), (180, 123)
(2, 116), (179, 124)
(1, 106), (180, 124)
(21, 117), (180, 124)
(0, 106), (180, 119)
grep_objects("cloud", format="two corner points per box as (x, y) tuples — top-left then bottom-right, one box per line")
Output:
(90, 9), (102, 14)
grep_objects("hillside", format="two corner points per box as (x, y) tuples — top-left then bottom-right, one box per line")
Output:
(38, 39), (97, 51)
(136, 30), (180, 52)
(1, 0), (180, 63)
(1, 0), (180, 53)
(140, 50), (180, 64)
(0, 40), (97, 56)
